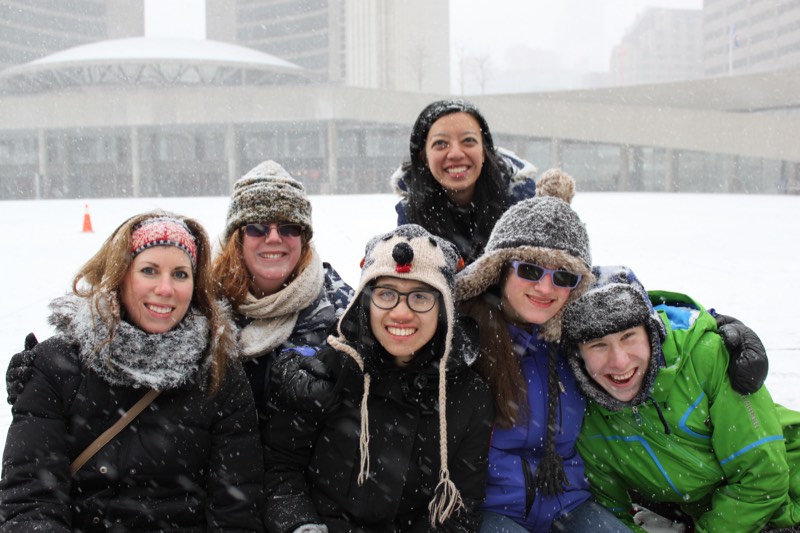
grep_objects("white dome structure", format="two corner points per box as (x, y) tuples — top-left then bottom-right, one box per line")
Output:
(0, 37), (315, 93)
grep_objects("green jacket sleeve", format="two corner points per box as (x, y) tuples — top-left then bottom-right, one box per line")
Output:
(693, 332), (790, 533)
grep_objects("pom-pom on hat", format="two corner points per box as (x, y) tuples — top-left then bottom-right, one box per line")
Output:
(328, 224), (466, 527)
(456, 168), (592, 343)
(409, 99), (494, 173)
(223, 160), (312, 243)
(562, 265), (666, 411)
(131, 216), (198, 269)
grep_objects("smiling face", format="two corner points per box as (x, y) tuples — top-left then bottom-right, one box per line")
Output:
(368, 277), (441, 366)
(120, 246), (194, 333)
(578, 325), (651, 402)
(501, 263), (572, 326)
(423, 111), (485, 206)
(241, 223), (303, 296)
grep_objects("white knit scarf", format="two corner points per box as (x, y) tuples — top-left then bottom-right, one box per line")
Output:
(237, 247), (324, 359)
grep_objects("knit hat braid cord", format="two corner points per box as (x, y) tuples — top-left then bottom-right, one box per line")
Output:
(331, 224), (465, 526)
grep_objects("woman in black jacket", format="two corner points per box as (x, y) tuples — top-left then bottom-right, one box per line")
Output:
(263, 224), (494, 533)
(0, 211), (263, 532)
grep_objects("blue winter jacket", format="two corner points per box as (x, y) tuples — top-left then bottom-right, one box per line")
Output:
(481, 324), (592, 532)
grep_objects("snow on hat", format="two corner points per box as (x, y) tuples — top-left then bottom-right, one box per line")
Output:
(223, 160), (312, 243)
(454, 169), (592, 498)
(456, 169), (593, 342)
(131, 216), (198, 269)
(562, 265), (666, 411)
(409, 99), (494, 172)
(327, 224), (466, 526)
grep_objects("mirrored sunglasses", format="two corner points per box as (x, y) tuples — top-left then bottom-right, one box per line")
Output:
(510, 260), (582, 289)
(244, 223), (303, 238)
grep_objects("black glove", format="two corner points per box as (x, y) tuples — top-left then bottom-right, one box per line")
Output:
(6, 332), (39, 405)
(274, 350), (338, 416)
(715, 314), (768, 395)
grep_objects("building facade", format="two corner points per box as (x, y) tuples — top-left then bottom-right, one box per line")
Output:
(703, 0), (800, 77)
(610, 8), (704, 86)
(205, 0), (449, 92)
(0, 0), (143, 70)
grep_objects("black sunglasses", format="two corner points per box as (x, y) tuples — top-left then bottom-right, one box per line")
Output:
(244, 223), (303, 238)
(510, 260), (582, 289)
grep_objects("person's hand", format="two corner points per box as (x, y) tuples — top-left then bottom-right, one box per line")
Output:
(291, 524), (328, 533)
(6, 332), (39, 405)
(274, 349), (338, 415)
(715, 314), (768, 395)
(632, 505), (688, 532)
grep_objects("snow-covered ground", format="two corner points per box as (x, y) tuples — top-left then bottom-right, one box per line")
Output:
(1, 192), (798, 443)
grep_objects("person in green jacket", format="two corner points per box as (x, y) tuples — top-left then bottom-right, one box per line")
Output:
(560, 265), (800, 533)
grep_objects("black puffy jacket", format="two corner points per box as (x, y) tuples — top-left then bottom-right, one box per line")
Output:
(263, 318), (494, 533)
(0, 335), (264, 532)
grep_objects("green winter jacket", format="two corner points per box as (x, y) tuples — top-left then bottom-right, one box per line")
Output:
(577, 290), (800, 533)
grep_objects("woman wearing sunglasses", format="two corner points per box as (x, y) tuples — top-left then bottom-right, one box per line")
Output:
(262, 224), (494, 532)
(212, 160), (354, 424)
(456, 171), (633, 532)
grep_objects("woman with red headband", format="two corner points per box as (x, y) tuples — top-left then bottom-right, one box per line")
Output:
(0, 211), (263, 531)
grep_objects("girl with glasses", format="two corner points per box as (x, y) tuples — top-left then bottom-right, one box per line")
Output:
(262, 224), (494, 532)
(211, 160), (354, 425)
(390, 99), (538, 265)
(0, 211), (262, 530)
(456, 172), (632, 532)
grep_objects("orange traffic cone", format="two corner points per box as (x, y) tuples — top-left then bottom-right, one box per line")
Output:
(82, 204), (94, 233)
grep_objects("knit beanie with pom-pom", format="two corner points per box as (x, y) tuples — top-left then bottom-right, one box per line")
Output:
(223, 160), (312, 243)
(327, 223), (466, 527)
(455, 168), (593, 498)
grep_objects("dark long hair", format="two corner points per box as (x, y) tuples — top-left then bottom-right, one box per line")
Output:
(403, 99), (511, 264)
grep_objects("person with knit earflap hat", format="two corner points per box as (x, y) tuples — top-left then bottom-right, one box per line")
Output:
(561, 265), (800, 533)
(455, 169), (632, 532)
(212, 160), (353, 424)
(262, 224), (494, 532)
(390, 99), (538, 265)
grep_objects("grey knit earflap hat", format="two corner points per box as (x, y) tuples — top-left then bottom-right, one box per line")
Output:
(456, 168), (593, 342)
(562, 265), (666, 411)
(223, 160), (312, 243)
(327, 224), (466, 527)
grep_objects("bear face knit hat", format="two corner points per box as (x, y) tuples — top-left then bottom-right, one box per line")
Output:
(409, 99), (494, 174)
(327, 224), (466, 527)
(223, 160), (312, 243)
(455, 169), (593, 342)
(562, 265), (666, 411)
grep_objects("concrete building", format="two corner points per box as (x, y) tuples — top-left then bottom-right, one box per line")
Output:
(703, 0), (800, 77)
(610, 8), (704, 86)
(205, 0), (449, 92)
(0, 1), (798, 201)
(0, 0), (143, 70)
(0, 34), (797, 200)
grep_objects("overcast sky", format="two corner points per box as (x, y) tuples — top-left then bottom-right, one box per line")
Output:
(145, 0), (703, 72)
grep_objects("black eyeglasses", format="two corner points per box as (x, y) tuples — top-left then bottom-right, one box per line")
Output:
(510, 260), (582, 289)
(366, 286), (440, 313)
(244, 223), (303, 239)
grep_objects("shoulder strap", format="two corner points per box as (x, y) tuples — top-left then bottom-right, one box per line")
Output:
(70, 388), (161, 477)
